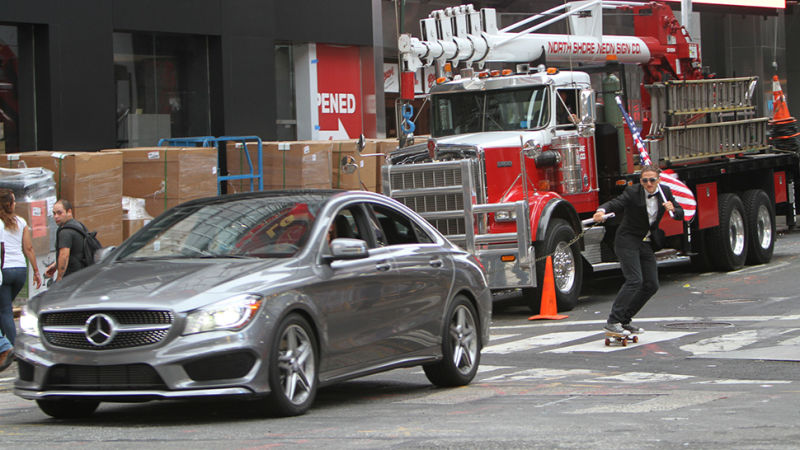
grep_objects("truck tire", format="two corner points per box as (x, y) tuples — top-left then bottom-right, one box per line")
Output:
(708, 193), (748, 271)
(524, 218), (582, 312)
(742, 189), (775, 265)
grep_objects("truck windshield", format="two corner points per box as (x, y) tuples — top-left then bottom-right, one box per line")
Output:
(431, 86), (549, 137)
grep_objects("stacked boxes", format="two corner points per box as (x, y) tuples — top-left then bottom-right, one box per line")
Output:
(110, 147), (218, 218)
(226, 141), (333, 191)
(12, 151), (124, 247)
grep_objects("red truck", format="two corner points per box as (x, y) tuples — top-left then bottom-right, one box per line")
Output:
(383, 1), (799, 312)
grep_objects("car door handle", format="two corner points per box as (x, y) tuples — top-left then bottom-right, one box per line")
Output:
(376, 262), (391, 272)
(429, 258), (444, 268)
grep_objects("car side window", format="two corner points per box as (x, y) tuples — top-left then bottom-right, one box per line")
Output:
(372, 204), (434, 245)
(328, 207), (365, 242)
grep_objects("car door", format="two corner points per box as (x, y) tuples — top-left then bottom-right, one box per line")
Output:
(311, 203), (400, 377)
(361, 202), (455, 357)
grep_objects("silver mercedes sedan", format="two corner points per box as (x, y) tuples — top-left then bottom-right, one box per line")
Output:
(15, 190), (491, 418)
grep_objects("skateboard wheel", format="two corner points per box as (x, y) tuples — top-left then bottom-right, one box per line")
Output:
(621, 338), (627, 346)
(605, 338), (610, 346)
(632, 336), (638, 343)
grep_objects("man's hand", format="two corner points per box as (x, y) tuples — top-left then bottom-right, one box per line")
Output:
(44, 263), (56, 278)
(593, 210), (606, 223)
(663, 201), (675, 213)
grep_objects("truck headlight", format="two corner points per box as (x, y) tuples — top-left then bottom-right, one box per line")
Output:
(183, 294), (263, 335)
(495, 210), (517, 222)
(20, 305), (39, 337)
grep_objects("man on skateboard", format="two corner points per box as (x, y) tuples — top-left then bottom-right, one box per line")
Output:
(592, 165), (684, 338)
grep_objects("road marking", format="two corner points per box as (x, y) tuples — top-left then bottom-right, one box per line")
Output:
(482, 368), (598, 382)
(544, 331), (695, 353)
(591, 372), (694, 383)
(566, 391), (733, 414)
(693, 379), (792, 385)
(680, 328), (799, 355)
(491, 315), (800, 331)
(483, 331), (598, 354)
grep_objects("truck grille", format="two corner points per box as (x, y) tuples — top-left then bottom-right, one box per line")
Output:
(41, 310), (174, 350)
(387, 160), (483, 239)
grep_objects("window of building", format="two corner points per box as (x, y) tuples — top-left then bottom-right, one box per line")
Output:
(0, 26), (20, 153)
(274, 44), (297, 140)
(113, 32), (211, 147)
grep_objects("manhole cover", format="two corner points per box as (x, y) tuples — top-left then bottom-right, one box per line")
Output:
(712, 299), (756, 305)
(663, 321), (733, 330)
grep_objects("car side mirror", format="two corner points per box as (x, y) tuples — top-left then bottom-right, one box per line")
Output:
(328, 238), (369, 261)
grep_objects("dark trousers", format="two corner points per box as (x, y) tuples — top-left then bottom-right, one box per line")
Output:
(0, 267), (28, 345)
(608, 237), (659, 325)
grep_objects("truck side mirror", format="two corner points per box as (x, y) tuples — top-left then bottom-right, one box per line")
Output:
(579, 89), (596, 137)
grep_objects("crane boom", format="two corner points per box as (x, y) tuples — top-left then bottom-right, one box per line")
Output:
(398, 0), (702, 100)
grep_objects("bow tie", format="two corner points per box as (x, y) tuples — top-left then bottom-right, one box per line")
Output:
(647, 193), (658, 199)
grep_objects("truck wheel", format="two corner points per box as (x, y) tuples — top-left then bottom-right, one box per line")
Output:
(524, 218), (582, 312)
(708, 193), (748, 271)
(742, 189), (775, 265)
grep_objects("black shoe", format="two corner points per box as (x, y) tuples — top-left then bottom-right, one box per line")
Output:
(604, 323), (630, 335)
(622, 323), (645, 334)
(0, 349), (13, 373)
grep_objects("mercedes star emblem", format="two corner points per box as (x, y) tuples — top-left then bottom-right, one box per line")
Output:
(85, 313), (117, 346)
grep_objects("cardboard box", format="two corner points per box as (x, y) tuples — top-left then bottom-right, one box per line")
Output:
(226, 141), (333, 190)
(374, 139), (399, 194)
(123, 218), (148, 240)
(9, 151), (123, 208)
(330, 140), (381, 191)
(73, 203), (123, 248)
(105, 147), (218, 217)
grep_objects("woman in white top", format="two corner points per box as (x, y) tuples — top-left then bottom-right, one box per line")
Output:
(0, 188), (41, 345)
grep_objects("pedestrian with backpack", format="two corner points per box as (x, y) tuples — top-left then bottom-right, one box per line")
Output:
(0, 188), (41, 346)
(45, 199), (99, 281)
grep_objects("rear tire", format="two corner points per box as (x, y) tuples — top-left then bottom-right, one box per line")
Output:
(264, 314), (318, 417)
(36, 399), (99, 419)
(742, 189), (775, 265)
(423, 295), (480, 387)
(708, 193), (748, 271)
(525, 218), (582, 313)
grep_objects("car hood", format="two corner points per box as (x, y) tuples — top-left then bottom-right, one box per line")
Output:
(32, 258), (295, 313)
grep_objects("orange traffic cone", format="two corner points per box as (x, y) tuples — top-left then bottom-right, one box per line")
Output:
(528, 256), (568, 321)
(768, 75), (800, 152)
(771, 75), (793, 123)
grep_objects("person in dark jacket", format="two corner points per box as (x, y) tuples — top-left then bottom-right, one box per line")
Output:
(45, 199), (88, 281)
(592, 165), (684, 335)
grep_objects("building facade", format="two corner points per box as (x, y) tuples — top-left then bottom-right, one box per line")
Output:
(0, 0), (384, 153)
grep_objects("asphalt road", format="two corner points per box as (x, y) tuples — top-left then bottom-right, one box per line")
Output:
(2, 230), (800, 449)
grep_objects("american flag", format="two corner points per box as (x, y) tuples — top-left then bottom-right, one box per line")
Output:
(614, 96), (696, 222)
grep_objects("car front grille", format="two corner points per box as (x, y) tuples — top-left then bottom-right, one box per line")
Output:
(40, 310), (174, 350)
(43, 363), (167, 390)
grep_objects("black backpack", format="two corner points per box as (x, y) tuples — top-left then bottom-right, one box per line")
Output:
(59, 222), (103, 267)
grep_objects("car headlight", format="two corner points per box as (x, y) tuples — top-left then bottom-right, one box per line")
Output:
(20, 305), (39, 337)
(183, 294), (263, 335)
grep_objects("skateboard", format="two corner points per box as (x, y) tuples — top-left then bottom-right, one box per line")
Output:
(604, 331), (639, 347)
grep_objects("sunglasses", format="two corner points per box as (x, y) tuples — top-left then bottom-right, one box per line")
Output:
(640, 177), (658, 183)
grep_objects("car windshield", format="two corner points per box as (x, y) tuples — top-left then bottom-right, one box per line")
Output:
(431, 85), (549, 137)
(116, 194), (327, 260)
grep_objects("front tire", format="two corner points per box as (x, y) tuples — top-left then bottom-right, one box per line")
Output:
(264, 314), (318, 417)
(708, 193), (748, 271)
(423, 295), (480, 387)
(36, 399), (100, 419)
(524, 218), (582, 313)
(742, 189), (775, 265)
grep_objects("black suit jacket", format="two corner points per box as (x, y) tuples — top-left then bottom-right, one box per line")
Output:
(599, 183), (684, 250)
